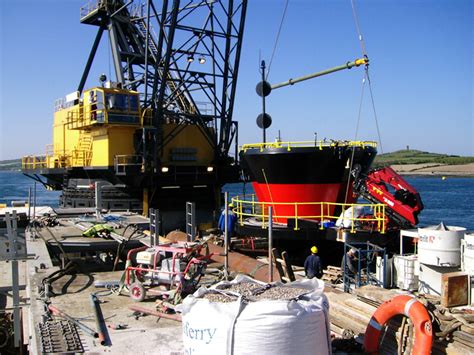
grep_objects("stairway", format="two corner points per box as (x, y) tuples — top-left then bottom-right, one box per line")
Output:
(136, 20), (159, 57)
(74, 133), (93, 166)
(135, 19), (195, 114)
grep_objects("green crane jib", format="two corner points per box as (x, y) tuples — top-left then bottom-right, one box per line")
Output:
(272, 58), (369, 89)
(257, 58), (368, 97)
(255, 57), (369, 143)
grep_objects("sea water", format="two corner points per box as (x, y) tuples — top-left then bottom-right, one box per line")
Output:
(0, 171), (472, 230)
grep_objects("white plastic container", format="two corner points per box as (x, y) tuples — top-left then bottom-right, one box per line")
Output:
(418, 224), (466, 267)
(393, 254), (419, 291)
(462, 233), (474, 274)
(376, 256), (392, 288)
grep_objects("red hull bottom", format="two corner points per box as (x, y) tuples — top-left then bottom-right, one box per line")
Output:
(252, 182), (354, 223)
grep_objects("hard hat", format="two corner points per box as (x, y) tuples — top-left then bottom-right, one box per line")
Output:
(228, 203), (234, 208)
(311, 246), (318, 254)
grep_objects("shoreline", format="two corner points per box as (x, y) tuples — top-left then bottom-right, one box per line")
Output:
(1, 164), (474, 177)
(390, 163), (474, 177)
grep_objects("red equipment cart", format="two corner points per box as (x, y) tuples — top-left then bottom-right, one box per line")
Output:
(125, 242), (212, 302)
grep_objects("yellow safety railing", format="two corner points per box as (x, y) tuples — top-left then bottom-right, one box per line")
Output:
(231, 194), (387, 234)
(22, 155), (47, 170)
(22, 144), (55, 170)
(22, 144), (77, 170)
(241, 140), (377, 153)
(66, 104), (140, 129)
(66, 107), (100, 129)
(71, 149), (92, 166)
(66, 109), (87, 129)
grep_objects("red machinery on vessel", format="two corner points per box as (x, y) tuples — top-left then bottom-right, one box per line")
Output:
(354, 166), (424, 227)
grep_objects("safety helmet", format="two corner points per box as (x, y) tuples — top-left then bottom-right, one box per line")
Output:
(311, 246), (318, 254)
(228, 203), (234, 208)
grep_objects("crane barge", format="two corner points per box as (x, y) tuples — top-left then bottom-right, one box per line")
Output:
(22, 0), (247, 230)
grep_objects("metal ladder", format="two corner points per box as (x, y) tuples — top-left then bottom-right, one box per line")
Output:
(186, 202), (196, 242)
(3, 211), (35, 348)
(74, 133), (93, 166)
(149, 208), (161, 246)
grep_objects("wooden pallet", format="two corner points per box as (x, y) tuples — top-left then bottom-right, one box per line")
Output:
(321, 265), (343, 283)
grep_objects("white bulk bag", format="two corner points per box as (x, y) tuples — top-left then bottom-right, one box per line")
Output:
(335, 205), (365, 228)
(181, 275), (331, 355)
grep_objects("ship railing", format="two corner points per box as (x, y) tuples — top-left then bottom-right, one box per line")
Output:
(46, 144), (54, 157)
(22, 144), (57, 170)
(114, 155), (144, 175)
(54, 98), (65, 112)
(22, 155), (47, 170)
(66, 109), (85, 129)
(231, 194), (387, 234)
(80, 0), (107, 20)
(48, 146), (74, 168)
(66, 106), (108, 129)
(72, 149), (92, 167)
(241, 140), (377, 152)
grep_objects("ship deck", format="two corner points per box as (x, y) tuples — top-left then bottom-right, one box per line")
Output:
(24, 213), (187, 354)
(2, 208), (472, 354)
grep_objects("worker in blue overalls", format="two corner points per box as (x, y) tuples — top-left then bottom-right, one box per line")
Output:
(218, 203), (237, 242)
(304, 246), (323, 279)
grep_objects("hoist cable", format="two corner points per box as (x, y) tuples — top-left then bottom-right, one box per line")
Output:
(366, 69), (384, 153)
(350, 0), (367, 57)
(350, 0), (384, 153)
(108, 34), (112, 80)
(266, 0), (290, 80)
(344, 74), (366, 203)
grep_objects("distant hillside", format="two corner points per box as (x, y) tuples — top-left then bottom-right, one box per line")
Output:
(374, 149), (474, 167)
(1, 150), (474, 171)
(0, 158), (22, 171)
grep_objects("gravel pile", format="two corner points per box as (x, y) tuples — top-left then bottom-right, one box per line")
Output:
(201, 282), (309, 303)
(202, 292), (238, 303)
(253, 286), (308, 301)
(216, 281), (262, 298)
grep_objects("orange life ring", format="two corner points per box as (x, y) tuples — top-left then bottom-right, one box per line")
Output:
(364, 294), (433, 355)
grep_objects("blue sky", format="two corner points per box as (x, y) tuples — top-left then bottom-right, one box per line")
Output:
(0, 0), (472, 160)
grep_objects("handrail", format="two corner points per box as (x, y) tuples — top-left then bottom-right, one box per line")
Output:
(241, 140), (377, 152)
(66, 104), (140, 129)
(231, 194), (386, 234)
(80, 0), (107, 20)
(114, 155), (144, 166)
(114, 155), (144, 175)
(22, 156), (47, 170)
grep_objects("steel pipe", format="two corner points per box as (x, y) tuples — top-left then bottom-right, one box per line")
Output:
(90, 294), (106, 345)
(48, 304), (98, 339)
(129, 305), (182, 322)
